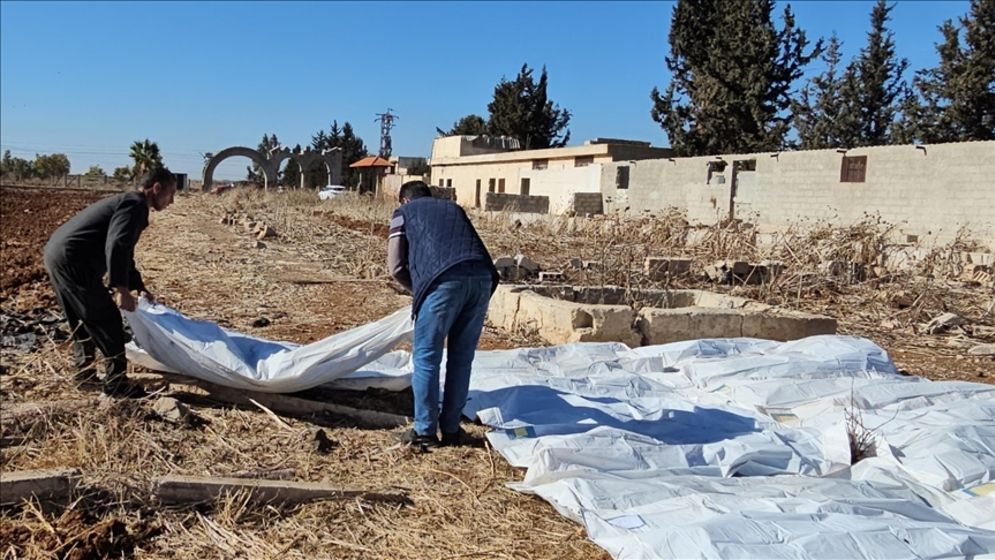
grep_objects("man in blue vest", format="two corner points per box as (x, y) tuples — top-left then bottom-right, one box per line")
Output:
(388, 181), (499, 448)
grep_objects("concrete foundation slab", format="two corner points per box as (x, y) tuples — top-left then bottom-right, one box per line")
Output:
(487, 285), (836, 346)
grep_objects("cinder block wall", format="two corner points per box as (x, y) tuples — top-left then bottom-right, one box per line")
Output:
(484, 192), (550, 213)
(571, 193), (604, 215)
(601, 141), (995, 246)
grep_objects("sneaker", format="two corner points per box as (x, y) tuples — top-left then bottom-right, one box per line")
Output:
(395, 428), (439, 450)
(441, 428), (467, 447)
(102, 378), (148, 399)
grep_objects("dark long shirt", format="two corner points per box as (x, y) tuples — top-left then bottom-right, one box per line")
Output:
(44, 191), (149, 291)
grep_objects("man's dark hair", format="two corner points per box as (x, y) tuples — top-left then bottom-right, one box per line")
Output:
(139, 166), (176, 191)
(399, 180), (433, 202)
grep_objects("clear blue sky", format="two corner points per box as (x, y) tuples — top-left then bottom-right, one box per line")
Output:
(0, 1), (971, 180)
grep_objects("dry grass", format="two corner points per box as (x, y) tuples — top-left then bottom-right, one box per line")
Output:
(2, 187), (992, 558)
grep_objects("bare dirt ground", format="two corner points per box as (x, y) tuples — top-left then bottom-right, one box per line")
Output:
(1, 184), (992, 559)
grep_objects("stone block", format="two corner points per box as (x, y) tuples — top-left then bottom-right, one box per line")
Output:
(741, 311), (837, 341)
(515, 254), (539, 274)
(485, 286), (521, 332)
(638, 308), (694, 344)
(645, 257), (692, 280)
(538, 271), (565, 283)
(687, 308), (746, 339)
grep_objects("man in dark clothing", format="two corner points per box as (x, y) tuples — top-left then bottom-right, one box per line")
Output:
(388, 181), (499, 448)
(44, 167), (177, 397)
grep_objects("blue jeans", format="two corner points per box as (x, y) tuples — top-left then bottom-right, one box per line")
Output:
(412, 262), (493, 436)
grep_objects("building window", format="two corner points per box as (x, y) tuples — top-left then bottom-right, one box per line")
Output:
(574, 156), (594, 167)
(446, 178), (453, 187)
(616, 166), (629, 190)
(498, 178), (506, 193)
(488, 178), (496, 193)
(475, 179), (482, 208)
(532, 159), (548, 170)
(706, 161), (727, 184)
(438, 178), (444, 187)
(520, 178), (531, 196)
(840, 155), (867, 183)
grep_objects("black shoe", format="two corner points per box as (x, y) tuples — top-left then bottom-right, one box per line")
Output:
(441, 428), (467, 447)
(102, 378), (148, 399)
(395, 428), (439, 450)
(73, 368), (99, 387)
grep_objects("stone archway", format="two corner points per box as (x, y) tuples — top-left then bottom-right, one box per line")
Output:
(292, 148), (343, 190)
(202, 146), (279, 191)
(202, 145), (342, 191)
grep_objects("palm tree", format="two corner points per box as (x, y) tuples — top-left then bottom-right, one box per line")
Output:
(129, 139), (163, 177)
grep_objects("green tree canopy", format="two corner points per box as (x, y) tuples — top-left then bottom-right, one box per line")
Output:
(846, 0), (910, 146)
(487, 64), (571, 149)
(439, 114), (488, 136)
(792, 34), (862, 149)
(898, 0), (995, 142)
(650, 0), (822, 156)
(34, 153), (71, 180)
(85, 164), (106, 177)
(247, 133), (281, 184)
(129, 139), (163, 177)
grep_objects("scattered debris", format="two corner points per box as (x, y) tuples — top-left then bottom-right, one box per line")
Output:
(313, 429), (337, 453)
(150, 397), (204, 427)
(924, 312), (963, 334)
(251, 317), (271, 328)
(515, 253), (539, 275)
(256, 225), (277, 239)
(968, 344), (995, 357)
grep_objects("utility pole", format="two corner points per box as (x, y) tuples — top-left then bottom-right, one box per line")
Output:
(375, 109), (398, 158)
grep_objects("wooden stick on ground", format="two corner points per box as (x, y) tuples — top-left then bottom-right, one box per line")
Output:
(155, 474), (411, 507)
(147, 372), (410, 429)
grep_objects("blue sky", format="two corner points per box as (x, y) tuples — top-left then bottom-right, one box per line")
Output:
(0, 1), (971, 180)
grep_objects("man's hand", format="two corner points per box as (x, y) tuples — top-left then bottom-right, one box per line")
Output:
(140, 290), (155, 303)
(114, 287), (137, 312)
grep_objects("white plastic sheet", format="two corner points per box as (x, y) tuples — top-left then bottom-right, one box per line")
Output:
(122, 302), (995, 557)
(465, 337), (995, 558)
(123, 300), (413, 393)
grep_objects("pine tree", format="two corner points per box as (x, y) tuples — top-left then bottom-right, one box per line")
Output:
(246, 133), (280, 184)
(338, 122), (368, 187)
(846, 0), (910, 146)
(651, 0), (821, 156)
(440, 114), (488, 136)
(793, 34), (862, 149)
(487, 64), (571, 149)
(900, 0), (995, 142)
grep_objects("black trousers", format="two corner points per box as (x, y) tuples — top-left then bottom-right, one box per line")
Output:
(44, 252), (127, 381)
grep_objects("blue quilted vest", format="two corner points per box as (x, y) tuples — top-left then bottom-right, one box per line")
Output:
(396, 197), (499, 316)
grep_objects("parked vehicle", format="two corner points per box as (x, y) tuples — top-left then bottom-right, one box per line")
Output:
(318, 185), (347, 200)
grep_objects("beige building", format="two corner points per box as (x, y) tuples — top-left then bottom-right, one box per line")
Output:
(429, 136), (672, 212)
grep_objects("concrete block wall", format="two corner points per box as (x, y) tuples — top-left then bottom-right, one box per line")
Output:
(571, 192), (604, 215)
(601, 140), (995, 247)
(484, 192), (550, 213)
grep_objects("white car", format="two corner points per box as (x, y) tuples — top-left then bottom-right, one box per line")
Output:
(318, 185), (347, 200)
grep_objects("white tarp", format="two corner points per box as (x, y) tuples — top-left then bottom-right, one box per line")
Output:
(122, 303), (995, 557)
(123, 300), (413, 393)
(464, 337), (995, 558)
